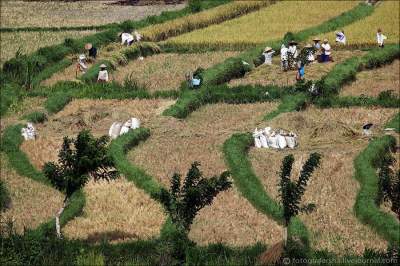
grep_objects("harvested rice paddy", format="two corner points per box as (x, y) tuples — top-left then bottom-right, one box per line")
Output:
(0, 153), (64, 234)
(229, 50), (366, 87)
(0, 1), (185, 28)
(128, 103), (283, 246)
(63, 178), (166, 243)
(310, 1), (400, 46)
(249, 107), (397, 255)
(0, 31), (96, 64)
(112, 52), (240, 92)
(340, 59), (400, 97)
(166, 1), (359, 49)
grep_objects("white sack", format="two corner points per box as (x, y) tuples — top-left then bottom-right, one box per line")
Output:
(109, 122), (122, 139)
(130, 118), (140, 129)
(268, 136), (279, 149)
(259, 134), (269, 148)
(277, 134), (287, 149)
(253, 129), (262, 148)
(285, 136), (296, 149)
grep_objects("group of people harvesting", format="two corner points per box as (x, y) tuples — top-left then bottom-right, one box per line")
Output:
(76, 30), (143, 83)
(262, 28), (389, 81)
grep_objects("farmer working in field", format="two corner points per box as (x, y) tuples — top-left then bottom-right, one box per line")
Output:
(120, 31), (134, 46)
(76, 54), (88, 76)
(263, 47), (275, 65)
(304, 44), (315, 63)
(97, 64), (109, 83)
(313, 38), (321, 49)
(288, 41), (298, 69)
(376, 28), (387, 48)
(280, 44), (289, 71)
(296, 61), (305, 81)
(335, 30), (346, 45)
(85, 43), (97, 60)
(321, 39), (332, 63)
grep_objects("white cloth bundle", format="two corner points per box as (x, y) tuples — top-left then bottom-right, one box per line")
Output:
(21, 123), (36, 140)
(259, 134), (269, 148)
(121, 33), (134, 45)
(285, 134), (297, 149)
(253, 127), (298, 149)
(276, 134), (287, 149)
(253, 128), (263, 148)
(109, 118), (141, 139)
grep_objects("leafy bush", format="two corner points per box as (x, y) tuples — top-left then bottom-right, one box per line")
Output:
(0, 180), (11, 212)
(76, 251), (105, 266)
(44, 92), (72, 114)
(22, 111), (47, 124)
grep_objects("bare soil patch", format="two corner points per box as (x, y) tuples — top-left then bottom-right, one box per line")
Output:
(112, 52), (240, 92)
(63, 178), (166, 243)
(129, 102), (284, 246)
(340, 60), (400, 97)
(249, 107), (397, 255)
(0, 154), (63, 234)
(229, 50), (366, 88)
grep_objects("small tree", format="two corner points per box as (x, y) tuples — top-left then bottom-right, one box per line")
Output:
(377, 153), (400, 220)
(157, 162), (231, 263)
(43, 130), (118, 237)
(278, 153), (321, 244)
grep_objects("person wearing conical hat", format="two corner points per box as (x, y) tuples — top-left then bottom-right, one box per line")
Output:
(97, 64), (109, 83)
(312, 38), (321, 49)
(262, 46), (275, 65)
(321, 39), (331, 63)
(76, 54), (88, 75)
(304, 44), (315, 63)
(85, 43), (97, 59)
(280, 44), (289, 71)
(335, 30), (346, 45)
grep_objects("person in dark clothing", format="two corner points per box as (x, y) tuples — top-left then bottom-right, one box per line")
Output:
(85, 43), (97, 60)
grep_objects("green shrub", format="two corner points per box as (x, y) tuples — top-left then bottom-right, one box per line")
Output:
(264, 93), (307, 121)
(76, 251), (105, 266)
(0, 83), (24, 117)
(0, 180), (11, 212)
(22, 111), (47, 123)
(44, 92), (72, 114)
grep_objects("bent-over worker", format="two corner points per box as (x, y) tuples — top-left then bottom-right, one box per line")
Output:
(263, 47), (275, 65)
(321, 39), (332, 62)
(97, 64), (109, 83)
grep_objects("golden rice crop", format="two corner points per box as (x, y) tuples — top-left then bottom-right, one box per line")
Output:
(0, 31), (96, 64)
(129, 103), (284, 246)
(0, 1), (185, 28)
(229, 50), (366, 87)
(166, 1), (359, 49)
(112, 51), (239, 92)
(310, 1), (400, 46)
(141, 1), (272, 41)
(340, 59), (400, 97)
(63, 178), (166, 243)
(0, 153), (64, 234)
(249, 106), (397, 255)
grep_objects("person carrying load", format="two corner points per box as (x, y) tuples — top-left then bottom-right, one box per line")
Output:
(76, 54), (88, 77)
(321, 39), (332, 62)
(335, 30), (346, 45)
(263, 47), (275, 65)
(376, 28), (387, 48)
(85, 43), (97, 60)
(280, 44), (289, 71)
(97, 64), (109, 83)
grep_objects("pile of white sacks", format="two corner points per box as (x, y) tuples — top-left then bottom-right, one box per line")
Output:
(108, 118), (140, 139)
(21, 123), (37, 141)
(253, 127), (298, 149)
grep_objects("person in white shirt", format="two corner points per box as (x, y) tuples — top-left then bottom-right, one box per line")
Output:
(335, 30), (346, 45)
(321, 39), (331, 62)
(263, 47), (275, 65)
(280, 44), (289, 71)
(288, 41), (298, 68)
(76, 54), (88, 76)
(313, 38), (321, 50)
(376, 28), (387, 48)
(97, 64), (109, 83)
(304, 44), (315, 63)
(121, 32), (134, 46)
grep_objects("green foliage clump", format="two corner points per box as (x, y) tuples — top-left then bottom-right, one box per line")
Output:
(76, 251), (105, 266)
(22, 111), (47, 124)
(0, 180), (11, 212)
(43, 130), (118, 198)
(189, 0), (202, 13)
(44, 92), (72, 114)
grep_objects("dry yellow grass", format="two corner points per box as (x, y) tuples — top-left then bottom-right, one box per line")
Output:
(0, 31), (96, 64)
(310, 1), (400, 46)
(113, 52), (240, 92)
(229, 50), (366, 87)
(167, 1), (359, 48)
(249, 107), (397, 255)
(129, 103), (284, 246)
(0, 153), (63, 234)
(340, 59), (400, 97)
(63, 178), (166, 243)
(0, 1), (185, 28)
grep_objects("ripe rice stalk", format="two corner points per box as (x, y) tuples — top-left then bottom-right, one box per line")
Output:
(249, 107), (397, 255)
(140, 1), (273, 41)
(310, 1), (400, 46)
(166, 1), (360, 49)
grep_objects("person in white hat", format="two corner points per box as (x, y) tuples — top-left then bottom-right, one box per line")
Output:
(262, 47), (275, 65)
(76, 54), (88, 75)
(376, 28), (387, 48)
(321, 39), (331, 63)
(97, 64), (109, 83)
(304, 44), (315, 63)
(280, 44), (289, 71)
(335, 30), (346, 45)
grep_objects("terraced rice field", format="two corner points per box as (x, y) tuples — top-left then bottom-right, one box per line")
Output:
(340, 59), (400, 97)
(112, 52), (240, 92)
(249, 107), (397, 255)
(0, 154), (64, 234)
(128, 103), (284, 246)
(0, 1), (185, 28)
(310, 1), (400, 46)
(166, 1), (359, 49)
(0, 31), (96, 64)
(229, 50), (366, 87)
